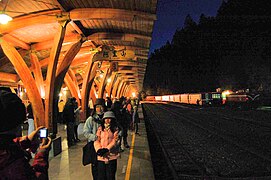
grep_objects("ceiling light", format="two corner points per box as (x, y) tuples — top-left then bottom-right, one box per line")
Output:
(0, 12), (12, 24)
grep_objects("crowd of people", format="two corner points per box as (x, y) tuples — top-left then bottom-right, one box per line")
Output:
(82, 96), (140, 179)
(0, 88), (140, 180)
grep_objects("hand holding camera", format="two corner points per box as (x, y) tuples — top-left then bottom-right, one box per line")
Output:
(27, 126), (52, 152)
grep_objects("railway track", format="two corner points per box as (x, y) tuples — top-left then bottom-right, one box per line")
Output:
(162, 104), (271, 159)
(143, 103), (271, 179)
(144, 104), (209, 179)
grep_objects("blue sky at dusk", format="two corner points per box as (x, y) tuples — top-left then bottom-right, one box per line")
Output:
(149, 0), (222, 53)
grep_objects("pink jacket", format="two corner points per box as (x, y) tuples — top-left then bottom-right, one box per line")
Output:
(94, 127), (119, 162)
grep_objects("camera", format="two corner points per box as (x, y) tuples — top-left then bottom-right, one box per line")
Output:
(39, 128), (48, 138)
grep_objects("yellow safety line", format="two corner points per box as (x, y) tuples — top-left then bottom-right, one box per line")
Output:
(125, 132), (135, 180)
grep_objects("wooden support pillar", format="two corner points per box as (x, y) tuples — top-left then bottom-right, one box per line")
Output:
(64, 73), (80, 105)
(68, 69), (81, 102)
(123, 84), (129, 97)
(81, 59), (98, 120)
(117, 81), (124, 99)
(30, 52), (45, 98)
(107, 72), (117, 98)
(119, 82), (126, 98)
(112, 78), (121, 98)
(45, 20), (69, 133)
(98, 67), (109, 98)
(55, 38), (84, 106)
(0, 40), (45, 127)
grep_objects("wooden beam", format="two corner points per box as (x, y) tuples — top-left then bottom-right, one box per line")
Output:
(117, 81), (124, 98)
(68, 69), (80, 98)
(98, 67), (109, 98)
(1, 34), (30, 50)
(45, 20), (69, 132)
(87, 32), (152, 42)
(80, 57), (97, 120)
(0, 10), (62, 34)
(112, 78), (120, 98)
(32, 34), (81, 51)
(56, 38), (84, 78)
(54, 37), (84, 112)
(1, 40), (45, 127)
(0, 72), (19, 82)
(30, 52), (45, 98)
(106, 72), (116, 98)
(70, 8), (157, 21)
(69, 21), (84, 36)
(64, 73), (80, 105)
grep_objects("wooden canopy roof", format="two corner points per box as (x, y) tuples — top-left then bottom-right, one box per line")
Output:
(0, 0), (157, 91)
(0, 0), (157, 129)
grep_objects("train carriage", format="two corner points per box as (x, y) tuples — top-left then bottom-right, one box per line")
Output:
(145, 92), (222, 106)
(173, 94), (181, 103)
(180, 94), (189, 104)
(225, 92), (260, 109)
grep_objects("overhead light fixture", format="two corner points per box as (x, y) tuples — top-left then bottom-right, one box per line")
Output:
(0, 0), (12, 24)
(0, 12), (12, 24)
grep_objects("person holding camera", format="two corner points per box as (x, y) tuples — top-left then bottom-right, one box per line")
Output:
(94, 111), (120, 180)
(0, 90), (52, 179)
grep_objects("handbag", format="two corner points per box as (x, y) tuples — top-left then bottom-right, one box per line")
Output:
(82, 141), (97, 166)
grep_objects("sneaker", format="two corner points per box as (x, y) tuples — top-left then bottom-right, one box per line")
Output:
(124, 144), (130, 148)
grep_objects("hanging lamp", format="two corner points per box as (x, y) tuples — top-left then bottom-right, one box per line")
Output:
(0, 0), (12, 24)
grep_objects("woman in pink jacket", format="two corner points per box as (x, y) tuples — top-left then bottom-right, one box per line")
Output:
(94, 111), (120, 180)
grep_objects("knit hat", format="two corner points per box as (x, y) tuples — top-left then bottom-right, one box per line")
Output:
(102, 111), (116, 120)
(95, 98), (106, 107)
(0, 91), (26, 132)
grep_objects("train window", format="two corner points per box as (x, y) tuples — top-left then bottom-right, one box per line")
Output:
(212, 94), (221, 98)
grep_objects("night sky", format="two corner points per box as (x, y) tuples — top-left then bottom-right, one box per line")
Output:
(150, 0), (222, 53)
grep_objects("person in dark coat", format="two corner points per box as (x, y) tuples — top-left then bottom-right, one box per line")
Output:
(113, 98), (130, 149)
(0, 90), (52, 179)
(132, 106), (140, 134)
(105, 97), (112, 110)
(63, 97), (76, 147)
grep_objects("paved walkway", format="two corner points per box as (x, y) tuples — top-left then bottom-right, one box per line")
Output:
(48, 104), (154, 180)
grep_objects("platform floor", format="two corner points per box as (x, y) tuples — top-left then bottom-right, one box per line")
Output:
(48, 105), (154, 180)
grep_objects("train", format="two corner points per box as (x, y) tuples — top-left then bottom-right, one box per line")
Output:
(224, 91), (261, 109)
(146, 92), (223, 106)
(145, 90), (262, 109)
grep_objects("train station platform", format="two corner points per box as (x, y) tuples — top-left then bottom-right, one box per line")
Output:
(47, 104), (155, 180)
